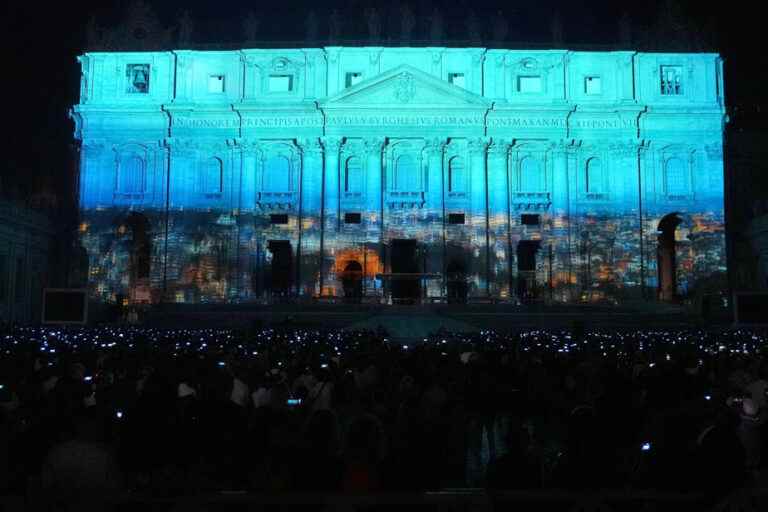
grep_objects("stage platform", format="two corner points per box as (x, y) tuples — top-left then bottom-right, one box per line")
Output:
(137, 301), (722, 340)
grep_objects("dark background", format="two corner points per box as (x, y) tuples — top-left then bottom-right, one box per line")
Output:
(0, 0), (763, 201)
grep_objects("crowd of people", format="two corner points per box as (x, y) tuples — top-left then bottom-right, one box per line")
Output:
(1, 323), (767, 504)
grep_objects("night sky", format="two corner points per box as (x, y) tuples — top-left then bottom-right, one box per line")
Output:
(1, 0), (764, 200)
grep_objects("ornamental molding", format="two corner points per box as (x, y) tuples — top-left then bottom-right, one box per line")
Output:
(393, 72), (416, 104)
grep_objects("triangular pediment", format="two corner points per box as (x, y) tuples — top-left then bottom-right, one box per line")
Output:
(321, 65), (491, 108)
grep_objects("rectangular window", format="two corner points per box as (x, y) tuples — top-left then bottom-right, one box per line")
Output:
(344, 212), (362, 224)
(585, 76), (601, 95)
(345, 72), (363, 88)
(270, 214), (289, 225)
(208, 74), (225, 93)
(269, 75), (293, 92)
(518, 76), (542, 93)
(126, 64), (150, 94)
(448, 213), (466, 225)
(660, 66), (683, 95)
(448, 73), (466, 88)
(521, 214), (540, 226)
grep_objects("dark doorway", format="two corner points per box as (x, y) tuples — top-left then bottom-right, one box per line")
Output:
(391, 239), (420, 303)
(516, 240), (541, 303)
(125, 212), (151, 281)
(446, 260), (468, 304)
(268, 240), (293, 297)
(657, 213), (682, 302)
(341, 261), (363, 303)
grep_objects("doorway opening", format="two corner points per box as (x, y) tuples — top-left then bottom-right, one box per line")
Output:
(268, 240), (293, 297)
(341, 260), (363, 303)
(516, 240), (541, 303)
(391, 239), (420, 303)
(446, 260), (468, 304)
(657, 213), (683, 302)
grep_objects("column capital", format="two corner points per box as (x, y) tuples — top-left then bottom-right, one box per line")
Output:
(297, 137), (323, 157)
(468, 136), (491, 155)
(608, 140), (642, 158)
(320, 136), (344, 154)
(82, 139), (107, 156)
(424, 137), (447, 157)
(164, 137), (200, 156)
(363, 137), (387, 155)
(488, 138), (510, 157)
(230, 138), (263, 153)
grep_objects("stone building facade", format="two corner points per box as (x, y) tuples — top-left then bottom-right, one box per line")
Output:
(71, 47), (726, 304)
(0, 200), (54, 322)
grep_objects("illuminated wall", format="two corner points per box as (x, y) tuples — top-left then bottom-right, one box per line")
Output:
(71, 47), (726, 304)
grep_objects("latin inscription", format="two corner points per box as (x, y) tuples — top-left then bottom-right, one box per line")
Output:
(173, 115), (637, 130)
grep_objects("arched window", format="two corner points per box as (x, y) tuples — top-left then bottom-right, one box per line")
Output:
(117, 155), (145, 194)
(585, 158), (604, 194)
(448, 156), (466, 193)
(665, 158), (687, 196)
(201, 157), (223, 194)
(520, 157), (544, 192)
(345, 157), (362, 193)
(264, 155), (291, 192)
(394, 155), (419, 191)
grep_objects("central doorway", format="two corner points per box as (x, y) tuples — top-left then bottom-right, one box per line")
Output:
(341, 260), (363, 303)
(267, 240), (293, 297)
(516, 240), (541, 303)
(657, 213), (683, 301)
(391, 239), (420, 304)
(446, 260), (468, 304)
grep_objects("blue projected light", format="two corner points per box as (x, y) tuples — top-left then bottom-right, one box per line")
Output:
(71, 47), (726, 305)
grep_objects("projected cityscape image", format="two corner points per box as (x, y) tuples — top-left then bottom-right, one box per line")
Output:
(71, 47), (726, 305)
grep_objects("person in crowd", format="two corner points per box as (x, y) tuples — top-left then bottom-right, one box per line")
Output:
(0, 323), (765, 502)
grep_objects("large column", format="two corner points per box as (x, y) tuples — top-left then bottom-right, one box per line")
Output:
(364, 137), (386, 297)
(551, 142), (571, 302)
(320, 136), (343, 296)
(468, 137), (490, 297)
(425, 138), (446, 298)
(297, 137), (324, 296)
(487, 139), (510, 298)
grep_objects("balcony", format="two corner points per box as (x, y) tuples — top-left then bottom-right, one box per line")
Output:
(386, 190), (425, 209)
(257, 191), (296, 210)
(511, 191), (551, 211)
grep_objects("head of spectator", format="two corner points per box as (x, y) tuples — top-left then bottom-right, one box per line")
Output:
(304, 409), (341, 456)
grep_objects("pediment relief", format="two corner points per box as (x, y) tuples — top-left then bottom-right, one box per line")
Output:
(322, 65), (491, 108)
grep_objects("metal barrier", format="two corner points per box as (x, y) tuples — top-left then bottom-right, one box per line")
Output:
(14, 489), (749, 512)
(9, 488), (768, 512)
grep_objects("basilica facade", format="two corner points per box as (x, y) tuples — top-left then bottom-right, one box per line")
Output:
(71, 47), (726, 304)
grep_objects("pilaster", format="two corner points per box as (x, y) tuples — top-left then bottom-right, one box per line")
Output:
(320, 136), (343, 296)
(488, 139), (511, 297)
(468, 136), (491, 296)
